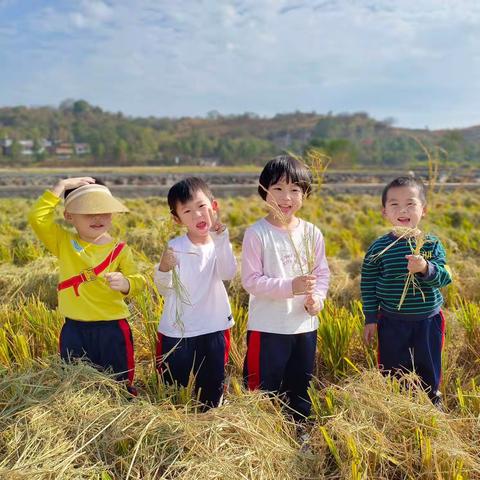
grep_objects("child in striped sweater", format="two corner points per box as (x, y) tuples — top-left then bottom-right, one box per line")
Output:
(361, 176), (452, 404)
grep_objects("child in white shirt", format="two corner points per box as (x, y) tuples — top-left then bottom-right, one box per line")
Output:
(154, 177), (236, 408)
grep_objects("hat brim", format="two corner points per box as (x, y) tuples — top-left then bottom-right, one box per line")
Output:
(65, 192), (129, 214)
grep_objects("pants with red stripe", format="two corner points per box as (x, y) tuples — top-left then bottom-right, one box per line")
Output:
(60, 318), (136, 394)
(156, 329), (230, 408)
(243, 330), (317, 420)
(377, 311), (445, 402)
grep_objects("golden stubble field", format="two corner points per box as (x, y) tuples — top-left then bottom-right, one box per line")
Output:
(1, 189), (480, 479)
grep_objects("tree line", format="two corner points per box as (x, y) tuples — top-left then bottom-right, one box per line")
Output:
(0, 100), (478, 168)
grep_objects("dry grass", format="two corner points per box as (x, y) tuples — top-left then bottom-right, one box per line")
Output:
(0, 360), (318, 480)
(1, 191), (480, 478)
(309, 370), (480, 479)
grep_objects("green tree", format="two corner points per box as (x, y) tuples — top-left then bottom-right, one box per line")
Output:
(114, 139), (129, 164)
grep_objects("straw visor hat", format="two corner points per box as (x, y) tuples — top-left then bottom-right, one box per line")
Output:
(64, 184), (129, 214)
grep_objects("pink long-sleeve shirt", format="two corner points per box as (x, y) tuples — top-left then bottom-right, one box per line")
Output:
(241, 217), (330, 334)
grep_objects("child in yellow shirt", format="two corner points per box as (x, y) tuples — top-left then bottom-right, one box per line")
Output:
(29, 177), (145, 393)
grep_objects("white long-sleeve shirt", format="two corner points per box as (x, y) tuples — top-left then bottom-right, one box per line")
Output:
(154, 229), (237, 338)
(242, 218), (330, 334)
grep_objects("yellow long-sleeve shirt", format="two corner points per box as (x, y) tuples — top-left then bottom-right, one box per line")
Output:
(28, 190), (145, 321)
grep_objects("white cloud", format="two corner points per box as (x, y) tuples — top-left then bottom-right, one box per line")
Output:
(0, 0), (479, 128)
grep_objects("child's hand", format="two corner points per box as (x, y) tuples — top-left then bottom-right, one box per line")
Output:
(52, 177), (96, 197)
(292, 274), (316, 295)
(209, 204), (226, 235)
(363, 324), (377, 346)
(104, 272), (130, 294)
(405, 254), (428, 275)
(159, 247), (177, 272)
(304, 294), (323, 316)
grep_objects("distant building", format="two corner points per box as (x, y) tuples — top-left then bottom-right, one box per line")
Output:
(74, 143), (91, 155)
(199, 158), (218, 167)
(54, 142), (75, 159)
(18, 140), (34, 155)
(0, 138), (12, 155)
(0, 137), (90, 159)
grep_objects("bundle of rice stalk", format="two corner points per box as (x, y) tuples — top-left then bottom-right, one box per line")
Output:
(154, 216), (197, 335)
(302, 148), (331, 193)
(308, 369), (480, 479)
(287, 148), (331, 195)
(366, 226), (428, 310)
(393, 226), (426, 310)
(0, 359), (320, 479)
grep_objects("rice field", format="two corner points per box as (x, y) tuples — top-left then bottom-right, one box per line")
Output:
(1, 188), (480, 479)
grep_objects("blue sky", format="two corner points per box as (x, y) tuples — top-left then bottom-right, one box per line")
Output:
(0, 0), (479, 129)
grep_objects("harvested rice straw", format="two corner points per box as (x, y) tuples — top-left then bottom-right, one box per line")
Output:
(367, 226), (422, 263)
(397, 228), (426, 310)
(156, 216), (198, 335)
(366, 226), (427, 310)
(299, 148), (331, 192)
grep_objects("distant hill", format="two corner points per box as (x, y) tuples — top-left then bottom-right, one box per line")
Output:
(0, 100), (478, 167)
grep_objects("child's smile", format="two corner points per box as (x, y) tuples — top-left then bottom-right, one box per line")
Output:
(397, 216), (411, 225)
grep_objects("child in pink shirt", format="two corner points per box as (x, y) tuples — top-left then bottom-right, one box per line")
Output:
(242, 155), (330, 420)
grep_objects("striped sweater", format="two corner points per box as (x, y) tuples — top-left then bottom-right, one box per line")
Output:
(360, 233), (452, 324)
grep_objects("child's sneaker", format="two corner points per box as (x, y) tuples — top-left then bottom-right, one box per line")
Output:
(296, 424), (313, 454)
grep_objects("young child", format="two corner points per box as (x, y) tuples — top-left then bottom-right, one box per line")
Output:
(241, 155), (330, 420)
(28, 177), (145, 393)
(154, 177), (237, 408)
(361, 176), (452, 403)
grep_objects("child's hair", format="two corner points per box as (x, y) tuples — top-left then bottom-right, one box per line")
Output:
(381, 176), (427, 207)
(168, 177), (214, 216)
(64, 178), (106, 200)
(258, 155), (312, 200)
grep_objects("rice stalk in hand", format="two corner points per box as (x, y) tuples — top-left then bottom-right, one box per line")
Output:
(157, 216), (197, 335)
(367, 226), (421, 263)
(397, 228), (426, 310)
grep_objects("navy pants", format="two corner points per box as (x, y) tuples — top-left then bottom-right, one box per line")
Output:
(60, 318), (135, 392)
(156, 330), (231, 408)
(377, 311), (445, 401)
(243, 330), (317, 420)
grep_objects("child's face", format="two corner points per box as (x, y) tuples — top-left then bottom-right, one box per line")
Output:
(64, 211), (113, 243)
(382, 186), (426, 229)
(266, 177), (304, 221)
(173, 189), (215, 241)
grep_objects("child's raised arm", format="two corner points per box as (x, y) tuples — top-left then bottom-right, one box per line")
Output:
(209, 207), (237, 281)
(51, 177), (96, 197)
(27, 176), (94, 256)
